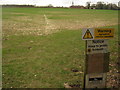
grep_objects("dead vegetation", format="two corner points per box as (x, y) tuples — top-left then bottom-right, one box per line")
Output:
(3, 11), (118, 36)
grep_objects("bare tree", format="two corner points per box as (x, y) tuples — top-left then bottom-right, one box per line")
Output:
(86, 2), (91, 9)
(96, 2), (104, 9)
(91, 4), (96, 9)
(48, 4), (53, 7)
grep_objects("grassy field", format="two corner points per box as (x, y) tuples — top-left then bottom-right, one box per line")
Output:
(2, 8), (119, 88)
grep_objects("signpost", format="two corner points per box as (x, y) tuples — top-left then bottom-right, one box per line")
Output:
(82, 28), (114, 88)
(82, 28), (114, 40)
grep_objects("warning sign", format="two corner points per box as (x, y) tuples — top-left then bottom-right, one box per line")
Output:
(83, 29), (93, 39)
(87, 39), (108, 54)
(82, 28), (114, 40)
(82, 28), (94, 40)
(94, 28), (114, 39)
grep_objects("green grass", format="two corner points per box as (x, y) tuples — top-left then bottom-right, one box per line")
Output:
(2, 8), (119, 88)
(3, 8), (118, 29)
(3, 30), (85, 88)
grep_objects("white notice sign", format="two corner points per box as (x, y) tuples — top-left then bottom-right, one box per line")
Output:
(87, 39), (108, 54)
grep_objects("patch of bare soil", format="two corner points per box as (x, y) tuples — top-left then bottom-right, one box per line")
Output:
(63, 67), (83, 88)
(11, 12), (26, 15)
(3, 14), (118, 36)
(3, 15), (44, 35)
(107, 62), (120, 88)
(3, 14), (60, 36)
(52, 19), (118, 30)
(43, 14), (60, 35)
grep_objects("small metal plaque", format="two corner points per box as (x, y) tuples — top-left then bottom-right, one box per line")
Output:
(86, 53), (109, 74)
(85, 73), (107, 88)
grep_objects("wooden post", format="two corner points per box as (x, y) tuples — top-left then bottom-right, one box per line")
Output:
(82, 28), (114, 89)
(83, 41), (87, 89)
(84, 40), (109, 88)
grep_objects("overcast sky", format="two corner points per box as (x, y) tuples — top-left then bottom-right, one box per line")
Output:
(0, 0), (119, 7)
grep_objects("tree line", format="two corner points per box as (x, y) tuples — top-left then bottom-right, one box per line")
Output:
(2, 5), (35, 8)
(86, 2), (119, 10)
